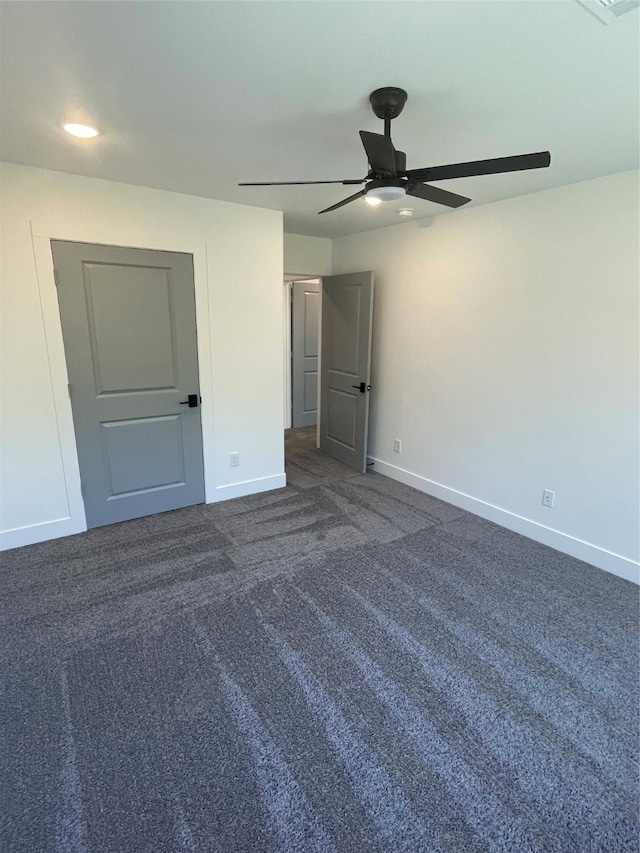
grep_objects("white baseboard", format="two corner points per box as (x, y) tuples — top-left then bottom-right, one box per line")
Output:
(368, 457), (639, 585)
(4, 467), (635, 587)
(211, 473), (287, 502)
(0, 516), (87, 551)
(1, 476), (287, 550)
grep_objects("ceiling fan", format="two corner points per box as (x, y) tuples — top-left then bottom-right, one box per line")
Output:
(239, 87), (551, 215)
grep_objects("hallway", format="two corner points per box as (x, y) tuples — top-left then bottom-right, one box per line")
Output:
(284, 425), (364, 490)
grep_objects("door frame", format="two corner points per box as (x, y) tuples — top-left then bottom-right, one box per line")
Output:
(31, 217), (214, 539)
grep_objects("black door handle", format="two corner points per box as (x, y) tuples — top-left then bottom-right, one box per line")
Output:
(179, 394), (199, 408)
(351, 382), (371, 394)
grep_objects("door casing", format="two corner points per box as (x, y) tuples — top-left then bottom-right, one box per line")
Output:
(29, 221), (214, 543)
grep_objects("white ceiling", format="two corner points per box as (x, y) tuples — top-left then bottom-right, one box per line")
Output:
(1, 1), (638, 239)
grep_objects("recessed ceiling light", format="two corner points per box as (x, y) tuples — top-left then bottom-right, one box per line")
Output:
(63, 123), (99, 138)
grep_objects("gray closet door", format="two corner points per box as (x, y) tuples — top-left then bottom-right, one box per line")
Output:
(52, 240), (205, 528)
(319, 272), (374, 473)
(291, 280), (320, 427)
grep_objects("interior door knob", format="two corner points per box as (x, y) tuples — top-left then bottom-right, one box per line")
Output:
(179, 394), (199, 408)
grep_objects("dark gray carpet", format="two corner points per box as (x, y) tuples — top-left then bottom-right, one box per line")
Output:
(2, 426), (638, 852)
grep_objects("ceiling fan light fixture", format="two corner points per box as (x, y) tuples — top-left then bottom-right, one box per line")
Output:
(63, 123), (99, 138)
(365, 184), (406, 203)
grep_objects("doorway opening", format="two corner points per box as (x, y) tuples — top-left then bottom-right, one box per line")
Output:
(283, 271), (374, 477)
(283, 275), (321, 432)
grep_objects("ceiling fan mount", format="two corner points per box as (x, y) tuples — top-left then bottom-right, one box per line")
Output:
(369, 86), (408, 122)
(238, 87), (550, 215)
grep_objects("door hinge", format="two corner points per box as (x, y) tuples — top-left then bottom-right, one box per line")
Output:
(67, 383), (72, 398)
(53, 268), (59, 288)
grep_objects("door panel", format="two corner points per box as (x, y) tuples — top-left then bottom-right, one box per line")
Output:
(101, 415), (185, 495)
(326, 285), (360, 374)
(320, 272), (374, 472)
(303, 372), (317, 412)
(85, 264), (178, 392)
(291, 280), (320, 427)
(326, 389), (357, 448)
(52, 240), (205, 528)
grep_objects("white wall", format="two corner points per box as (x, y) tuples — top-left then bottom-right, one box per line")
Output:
(284, 232), (331, 276)
(0, 163), (285, 549)
(332, 171), (639, 583)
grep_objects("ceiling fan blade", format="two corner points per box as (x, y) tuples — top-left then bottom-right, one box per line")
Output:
(318, 189), (367, 215)
(406, 182), (471, 208)
(359, 131), (397, 176)
(239, 179), (365, 186)
(405, 151), (551, 182)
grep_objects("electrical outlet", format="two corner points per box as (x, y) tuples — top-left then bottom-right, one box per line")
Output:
(230, 452), (240, 468)
(542, 489), (555, 508)
(393, 439), (402, 453)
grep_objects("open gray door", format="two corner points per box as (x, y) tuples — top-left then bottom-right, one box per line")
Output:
(319, 271), (374, 473)
(52, 240), (205, 528)
(291, 280), (320, 427)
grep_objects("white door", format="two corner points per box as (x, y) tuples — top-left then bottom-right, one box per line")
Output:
(319, 272), (374, 473)
(291, 280), (320, 427)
